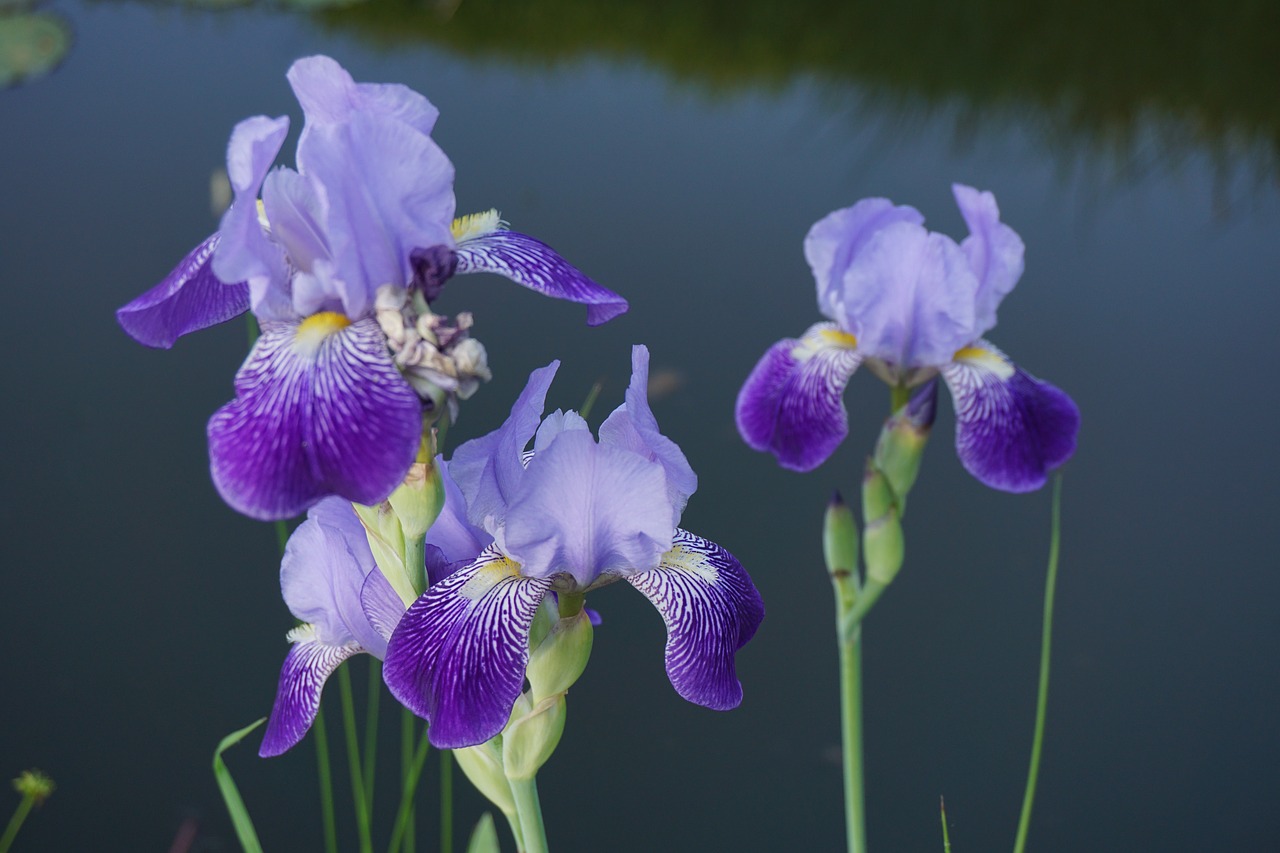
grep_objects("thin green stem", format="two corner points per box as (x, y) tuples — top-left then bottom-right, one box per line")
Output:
(940, 796), (951, 853)
(440, 749), (454, 853)
(836, 574), (868, 853)
(274, 519), (290, 556)
(890, 384), (910, 412)
(405, 535), (427, 599)
(510, 775), (549, 853)
(314, 707), (339, 853)
(339, 666), (374, 853)
(364, 659), (381, 815)
(0, 795), (34, 853)
(387, 720), (432, 853)
(1013, 474), (1063, 853)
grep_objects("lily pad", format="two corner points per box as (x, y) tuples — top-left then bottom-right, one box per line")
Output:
(0, 13), (71, 89)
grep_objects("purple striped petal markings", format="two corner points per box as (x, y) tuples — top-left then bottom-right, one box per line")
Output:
(115, 234), (251, 349)
(735, 323), (862, 472)
(207, 313), (422, 521)
(383, 547), (553, 749)
(452, 210), (628, 326)
(941, 341), (1081, 493)
(628, 530), (765, 711)
(260, 628), (360, 757)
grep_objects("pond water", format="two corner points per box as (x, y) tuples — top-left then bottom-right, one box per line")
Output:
(3, 1), (1278, 851)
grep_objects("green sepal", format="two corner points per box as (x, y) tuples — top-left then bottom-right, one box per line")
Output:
(502, 693), (567, 782)
(465, 813), (502, 853)
(455, 738), (517, 816)
(526, 610), (594, 703)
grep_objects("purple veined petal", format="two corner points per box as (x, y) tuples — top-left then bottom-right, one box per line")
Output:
(207, 316), (422, 520)
(941, 340), (1080, 493)
(627, 528), (764, 711)
(502, 428), (675, 588)
(286, 55), (440, 137)
(296, 112), (456, 318)
(382, 548), (552, 748)
(449, 361), (559, 531)
(260, 627), (360, 757)
(116, 234), (251, 349)
(281, 497), (386, 654)
(953, 184), (1024, 339)
(214, 114), (294, 322)
(805, 197), (925, 326)
(599, 344), (698, 521)
(454, 225), (628, 326)
(361, 566), (407, 646)
(735, 323), (863, 472)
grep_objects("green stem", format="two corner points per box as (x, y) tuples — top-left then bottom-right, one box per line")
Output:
(0, 795), (34, 853)
(509, 775), (549, 853)
(339, 666), (374, 853)
(890, 384), (910, 412)
(940, 796), (951, 853)
(835, 569), (868, 853)
(1012, 474), (1063, 853)
(364, 659), (381, 814)
(440, 749), (454, 853)
(387, 718), (431, 853)
(314, 707), (339, 853)
(405, 534), (427, 599)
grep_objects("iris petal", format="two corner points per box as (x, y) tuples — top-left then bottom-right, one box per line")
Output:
(942, 340), (1080, 492)
(207, 317), (422, 520)
(454, 228), (628, 326)
(116, 234), (250, 349)
(953, 184), (1024, 339)
(627, 529), (764, 710)
(260, 628), (360, 757)
(734, 323), (862, 472)
(382, 549), (552, 748)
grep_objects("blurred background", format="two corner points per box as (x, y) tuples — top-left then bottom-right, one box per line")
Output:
(2, 0), (1278, 850)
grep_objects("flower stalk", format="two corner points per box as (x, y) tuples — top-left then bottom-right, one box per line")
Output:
(509, 775), (549, 853)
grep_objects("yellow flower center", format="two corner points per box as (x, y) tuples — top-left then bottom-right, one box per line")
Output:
(295, 311), (351, 355)
(451, 209), (503, 242)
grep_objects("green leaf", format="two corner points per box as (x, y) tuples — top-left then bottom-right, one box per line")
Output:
(465, 813), (501, 853)
(212, 718), (267, 853)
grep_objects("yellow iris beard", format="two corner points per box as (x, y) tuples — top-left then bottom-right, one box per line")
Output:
(295, 311), (352, 353)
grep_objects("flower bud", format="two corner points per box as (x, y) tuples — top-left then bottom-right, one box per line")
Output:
(823, 491), (859, 580)
(352, 501), (415, 606)
(862, 461), (904, 586)
(501, 692), (567, 782)
(387, 458), (445, 540)
(525, 609), (594, 703)
(454, 738), (516, 816)
(872, 380), (937, 514)
(13, 770), (54, 806)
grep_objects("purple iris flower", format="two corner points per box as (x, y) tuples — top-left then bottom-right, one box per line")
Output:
(260, 479), (484, 757)
(116, 56), (628, 521)
(382, 346), (765, 749)
(736, 185), (1080, 492)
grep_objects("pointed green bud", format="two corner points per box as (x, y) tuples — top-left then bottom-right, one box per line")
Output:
(387, 459), (445, 540)
(455, 738), (516, 816)
(501, 692), (568, 781)
(353, 501), (416, 606)
(823, 491), (859, 580)
(863, 503), (904, 587)
(525, 609), (594, 703)
(872, 380), (937, 514)
(861, 458), (896, 523)
(465, 813), (502, 853)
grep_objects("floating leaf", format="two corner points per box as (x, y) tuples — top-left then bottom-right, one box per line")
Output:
(0, 13), (71, 89)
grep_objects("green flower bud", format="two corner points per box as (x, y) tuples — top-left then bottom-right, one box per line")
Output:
(501, 692), (567, 782)
(823, 491), (859, 581)
(454, 739), (516, 816)
(525, 609), (594, 703)
(863, 503), (904, 587)
(387, 459), (445, 540)
(872, 380), (937, 514)
(353, 501), (415, 606)
(12, 770), (54, 805)
(861, 458), (897, 523)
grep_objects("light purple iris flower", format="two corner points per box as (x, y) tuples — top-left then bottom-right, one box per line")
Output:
(116, 56), (628, 521)
(736, 185), (1080, 492)
(260, 480), (485, 757)
(382, 346), (765, 749)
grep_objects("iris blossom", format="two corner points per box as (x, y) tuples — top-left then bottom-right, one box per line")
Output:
(736, 185), (1079, 492)
(259, 482), (485, 757)
(383, 346), (765, 749)
(116, 56), (627, 520)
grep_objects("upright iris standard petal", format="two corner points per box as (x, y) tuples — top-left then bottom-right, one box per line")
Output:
(454, 222), (629, 326)
(501, 429), (675, 587)
(208, 316), (422, 520)
(260, 628), (360, 758)
(383, 549), (552, 748)
(953, 184), (1025, 337)
(448, 361), (560, 531)
(599, 345), (697, 519)
(627, 530), (765, 710)
(941, 341), (1081, 492)
(286, 54), (440, 136)
(735, 323), (863, 472)
(116, 234), (250, 348)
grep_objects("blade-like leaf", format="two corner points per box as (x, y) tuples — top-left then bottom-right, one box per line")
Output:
(465, 813), (500, 853)
(212, 718), (267, 853)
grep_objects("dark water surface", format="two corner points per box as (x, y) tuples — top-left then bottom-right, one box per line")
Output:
(3, 2), (1278, 851)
